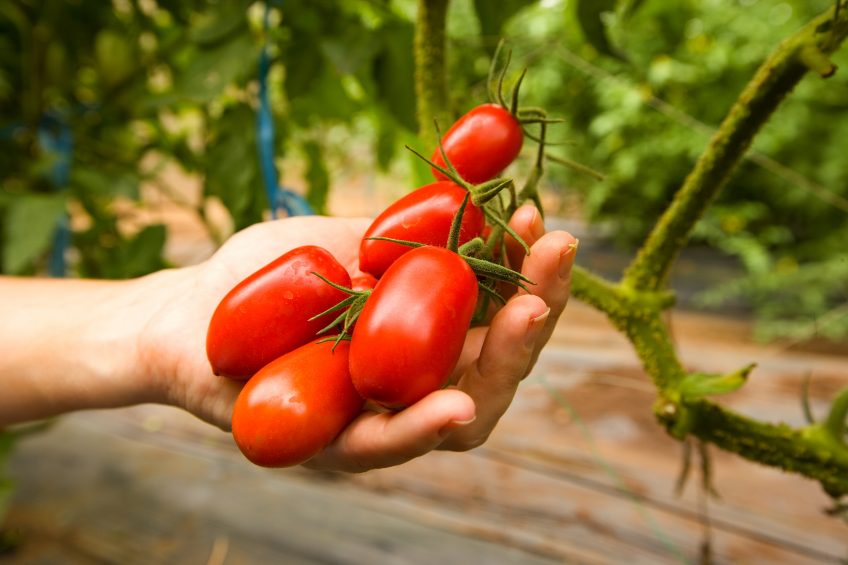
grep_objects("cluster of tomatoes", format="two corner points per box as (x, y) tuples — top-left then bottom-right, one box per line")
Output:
(205, 102), (538, 468)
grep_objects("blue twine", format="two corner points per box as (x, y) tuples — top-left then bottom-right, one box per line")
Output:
(37, 112), (74, 277)
(257, 1), (314, 219)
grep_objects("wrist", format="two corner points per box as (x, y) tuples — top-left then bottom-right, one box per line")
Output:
(0, 276), (155, 425)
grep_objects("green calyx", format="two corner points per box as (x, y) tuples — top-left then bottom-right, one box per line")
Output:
(309, 272), (372, 348)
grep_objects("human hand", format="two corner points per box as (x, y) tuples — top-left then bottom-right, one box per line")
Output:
(139, 207), (576, 471)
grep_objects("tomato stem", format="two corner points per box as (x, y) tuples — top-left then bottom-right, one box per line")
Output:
(546, 153), (606, 181)
(496, 46), (513, 109)
(509, 67), (527, 117)
(482, 205), (531, 255)
(403, 143), (472, 191)
(478, 280), (506, 305)
(447, 192), (470, 253)
(363, 236), (425, 248)
(487, 40), (507, 105)
(459, 236), (485, 257)
(471, 178), (514, 207)
(309, 294), (357, 325)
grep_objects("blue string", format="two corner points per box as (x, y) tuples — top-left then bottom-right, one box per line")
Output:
(30, 112), (73, 278)
(257, 1), (314, 219)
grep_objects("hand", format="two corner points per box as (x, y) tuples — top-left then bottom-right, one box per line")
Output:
(140, 207), (577, 472)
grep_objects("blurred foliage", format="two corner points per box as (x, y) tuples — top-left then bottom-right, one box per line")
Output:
(1, 0), (846, 340)
(496, 0), (848, 341)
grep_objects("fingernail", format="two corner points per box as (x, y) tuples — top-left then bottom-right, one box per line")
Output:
(525, 308), (550, 348)
(559, 238), (579, 279)
(438, 416), (477, 438)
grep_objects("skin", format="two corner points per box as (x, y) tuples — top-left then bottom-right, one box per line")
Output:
(0, 205), (576, 472)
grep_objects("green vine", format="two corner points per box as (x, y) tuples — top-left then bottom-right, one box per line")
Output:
(413, 0), (451, 145)
(414, 2), (848, 499)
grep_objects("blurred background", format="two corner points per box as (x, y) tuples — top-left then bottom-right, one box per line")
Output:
(1, 0), (847, 562)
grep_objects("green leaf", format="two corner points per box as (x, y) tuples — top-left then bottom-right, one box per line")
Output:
(173, 35), (261, 103)
(289, 65), (360, 125)
(373, 21), (417, 132)
(189, 1), (249, 46)
(575, 0), (625, 60)
(375, 111), (399, 171)
(2, 194), (67, 274)
(121, 224), (168, 278)
(95, 29), (135, 87)
(303, 140), (330, 215)
(205, 104), (265, 230)
(473, 0), (535, 40)
(679, 364), (755, 401)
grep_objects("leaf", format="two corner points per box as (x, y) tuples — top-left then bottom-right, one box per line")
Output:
(679, 364), (755, 401)
(2, 193), (67, 274)
(121, 224), (168, 278)
(575, 0), (625, 60)
(373, 21), (417, 132)
(303, 140), (329, 215)
(205, 104), (265, 230)
(95, 29), (135, 87)
(473, 0), (536, 41)
(289, 66), (360, 126)
(189, 1), (249, 46)
(375, 111), (399, 171)
(173, 35), (261, 103)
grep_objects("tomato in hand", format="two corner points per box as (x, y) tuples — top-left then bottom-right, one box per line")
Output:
(431, 103), (523, 184)
(350, 246), (478, 409)
(350, 273), (378, 291)
(232, 339), (363, 467)
(206, 246), (351, 380)
(359, 181), (485, 278)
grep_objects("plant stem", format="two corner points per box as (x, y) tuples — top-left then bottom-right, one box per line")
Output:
(686, 400), (848, 498)
(622, 4), (848, 291)
(414, 0), (451, 145)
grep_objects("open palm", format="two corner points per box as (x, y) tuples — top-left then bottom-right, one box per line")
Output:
(140, 209), (576, 472)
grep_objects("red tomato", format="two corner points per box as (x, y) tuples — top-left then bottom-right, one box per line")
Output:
(350, 246), (478, 409)
(232, 339), (363, 467)
(350, 273), (378, 291)
(431, 103), (523, 184)
(359, 181), (485, 278)
(206, 246), (351, 380)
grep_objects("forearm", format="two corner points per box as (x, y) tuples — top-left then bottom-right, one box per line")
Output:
(0, 274), (173, 426)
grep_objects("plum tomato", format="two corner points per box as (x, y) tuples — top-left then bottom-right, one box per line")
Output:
(206, 246), (351, 380)
(359, 181), (484, 278)
(350, 246), (478, 409)
(431, 103), (523, 184)
(232, 339), (363, 467)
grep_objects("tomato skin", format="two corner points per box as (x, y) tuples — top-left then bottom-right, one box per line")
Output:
(206, 246), (351, 380)
(350, 247), (478, 409)
(359, 181), (485, 278)
(232, 340), (363, 468)
(431, 104), (523, 184)
(350, 273), (378, 291)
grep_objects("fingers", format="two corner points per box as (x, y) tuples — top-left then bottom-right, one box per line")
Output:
(504, 204), (545, 273)
(439, 294), (549, 451)
(519, 230), (578, 370)
(304, 389), (476, 472)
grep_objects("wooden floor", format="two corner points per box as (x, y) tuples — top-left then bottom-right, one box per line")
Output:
(4, 300), (847, 564)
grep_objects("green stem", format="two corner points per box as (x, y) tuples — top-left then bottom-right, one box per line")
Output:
(414, 0), (451, 145)
(686, 400), (848, 498)
(622, 4), (848, 291)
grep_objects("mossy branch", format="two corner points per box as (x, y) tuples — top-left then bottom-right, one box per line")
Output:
(570, 4), (848, 498)
(414, 0), (451, 146)
(622, 4), (848, 291)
